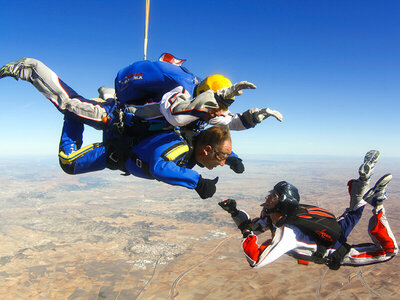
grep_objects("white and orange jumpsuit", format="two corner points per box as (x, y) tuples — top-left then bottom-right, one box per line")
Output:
(242, 180), (398, 268)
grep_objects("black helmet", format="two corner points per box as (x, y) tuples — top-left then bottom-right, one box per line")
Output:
(274, 181), (300, 215)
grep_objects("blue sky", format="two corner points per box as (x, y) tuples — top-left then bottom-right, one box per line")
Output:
(0, 0), (399, 158)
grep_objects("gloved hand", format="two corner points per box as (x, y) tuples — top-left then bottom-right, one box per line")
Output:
(226, 156), (245, 174)
(217, 81), (257, 99)
(218, 199), (238, 214)
(219, 199), (253, 237)
(195, 176), (219, 199)
(253, 108), (283, 123)
(240, 219), (267, 237)
(242, 229), (253, 238)
(216, 81), (257, 107)
(242, 107), (283, 127)
(98, 86), (116, 100)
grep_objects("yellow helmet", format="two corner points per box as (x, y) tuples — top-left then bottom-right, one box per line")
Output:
(195, 74), (232, 96)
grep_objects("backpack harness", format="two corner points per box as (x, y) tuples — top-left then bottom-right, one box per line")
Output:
(277, 204), (351, 270)
(105, 124), (196, 177)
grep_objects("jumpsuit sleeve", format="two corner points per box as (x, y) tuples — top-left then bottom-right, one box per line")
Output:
(124, 102), (164, 120)
(149, 157), (201, 189)
(242, 226), (298, 268)
(159, 86), (219, 127)
(250, 217), (271, 234)
(208, 112), (254, 131)
(126, 132), (201, 189)
(228, 151), (239, 159)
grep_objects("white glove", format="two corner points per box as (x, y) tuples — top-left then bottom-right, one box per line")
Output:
(252, 108), (283, 123)
(242, 108), (283, 127)
(216, 81), (257, 100)
(98, 86), (116, 100)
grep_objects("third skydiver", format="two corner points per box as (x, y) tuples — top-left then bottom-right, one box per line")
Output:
(219, 150), (398, 269)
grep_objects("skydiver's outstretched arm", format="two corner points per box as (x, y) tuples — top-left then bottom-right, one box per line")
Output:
(98, 85), (217, 126)
(98, 86), (167, 122)
(218, 199), (293, 268)
(159, 86), (220, 127)
(218, 199), (271, 236)
(0, 58), (116, 130)
(209, 108), (283, 131)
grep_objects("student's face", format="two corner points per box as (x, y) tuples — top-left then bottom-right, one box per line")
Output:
(264, 190), (279, 210)
(197, 139), (232, 170)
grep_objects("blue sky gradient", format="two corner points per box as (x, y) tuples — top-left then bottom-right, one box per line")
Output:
(0, 0), (399, 158)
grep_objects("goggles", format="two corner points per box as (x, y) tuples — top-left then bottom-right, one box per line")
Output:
(261, 190), (278, 206)
(212, 147), (230, 162)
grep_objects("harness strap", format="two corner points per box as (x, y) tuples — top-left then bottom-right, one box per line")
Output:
(128, 152), (152, 177)
(107, 151), (130, 175)
(174, 128), (196, 164)
(106, 139), (153, 177)
(312, 244), (328, 264)
(105, 125), (196, 177)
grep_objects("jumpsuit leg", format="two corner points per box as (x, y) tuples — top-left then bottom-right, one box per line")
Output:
(58, 117), (107, 174)
(333, 178), (369, 247)
(342, 207), (398, 266)
(334, 206), (365, 247)
(348, 178), (369, 211)
(3, 57), (115, 130)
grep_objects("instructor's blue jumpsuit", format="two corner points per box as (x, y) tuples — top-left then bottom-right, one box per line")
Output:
(59, 120), (200, 189)
(59, 56), (201, 189)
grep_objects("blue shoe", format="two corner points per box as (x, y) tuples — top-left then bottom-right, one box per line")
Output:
(363, 173), (392, 206)
(359, 150), (380, 181)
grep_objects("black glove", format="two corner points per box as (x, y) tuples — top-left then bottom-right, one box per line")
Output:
(218, 199), (238, 214)
(242, 229), (253, 238)
(195, 176), (219, 199)
(226, 157), (245, 174)
(238, 220), (254, 238)
(248, 218), (270, 233)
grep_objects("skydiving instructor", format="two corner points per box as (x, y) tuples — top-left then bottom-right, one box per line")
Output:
(0, 55), (283, 199)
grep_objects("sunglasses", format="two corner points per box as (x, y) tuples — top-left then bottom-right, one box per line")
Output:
(212, 147), (230, 162)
